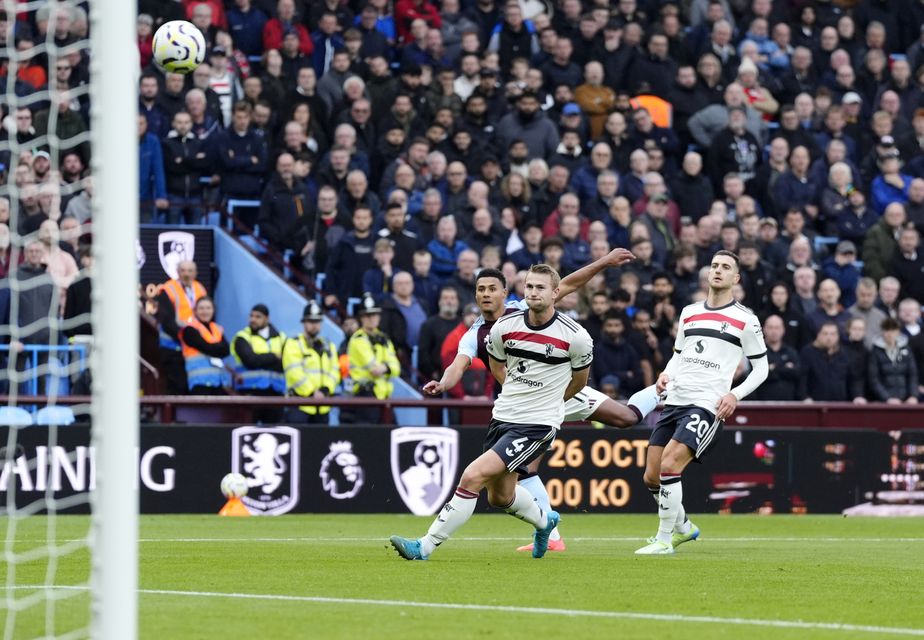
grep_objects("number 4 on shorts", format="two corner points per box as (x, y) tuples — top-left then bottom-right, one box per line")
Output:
(505, 437), (528, 457)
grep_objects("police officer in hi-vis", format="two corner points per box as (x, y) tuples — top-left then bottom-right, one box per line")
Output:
(282, 301), (341, 424)
(347, 293), (401, 424)
(232, 303), (286, 423)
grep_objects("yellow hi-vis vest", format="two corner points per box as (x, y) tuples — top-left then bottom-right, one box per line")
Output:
(282, 334), (340, 414)
(231, 328), (287, 393)
(347, 328), (401, 399)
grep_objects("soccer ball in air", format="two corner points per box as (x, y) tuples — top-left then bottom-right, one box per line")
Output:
(220, 473), (248, 499)
(152, 20), (206, 74)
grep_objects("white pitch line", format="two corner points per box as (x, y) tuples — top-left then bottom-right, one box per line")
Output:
(136, 536), (924, 543)
(10, 536), (924, 543)
(5, 585), (924, 637)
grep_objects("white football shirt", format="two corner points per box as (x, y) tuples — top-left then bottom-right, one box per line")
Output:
(487, 309), (594, 428)
(666, 300), (767, 412)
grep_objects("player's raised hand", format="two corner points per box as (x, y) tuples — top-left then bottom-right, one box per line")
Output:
(715, 392), (737, 420)
(422, 380), (445, 396)
(605, 248), (635, 267)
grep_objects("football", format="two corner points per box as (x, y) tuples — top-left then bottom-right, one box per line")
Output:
(152, 20), (205, 74)
(220, 472), (248, 499)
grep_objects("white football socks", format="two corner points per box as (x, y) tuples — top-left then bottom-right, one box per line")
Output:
(656, 473), (683, 546)
(504, 484), (547, 529)
(651, 479), (691, 535)
(420, 486), (478, 556)
(518, 475), (561, 540)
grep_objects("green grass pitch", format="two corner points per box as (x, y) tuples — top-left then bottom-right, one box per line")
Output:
(2, 514), (923, 639)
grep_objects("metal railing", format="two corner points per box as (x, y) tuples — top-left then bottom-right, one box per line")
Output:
(2, 395), (924, 430)
(0, 343), (89, 396)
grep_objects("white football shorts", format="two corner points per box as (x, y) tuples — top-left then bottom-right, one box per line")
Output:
(563, 386), (609, 422)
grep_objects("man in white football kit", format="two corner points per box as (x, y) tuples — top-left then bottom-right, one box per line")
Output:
(635, 251), (769, 555)
(423, 250), (662, 551)
(391, 265), (596, 560)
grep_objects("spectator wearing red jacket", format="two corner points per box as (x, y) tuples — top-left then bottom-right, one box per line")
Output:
(542, 193), (590, 240)
(263, 0), (313, 56)
(439, 305), (492, 399)
(395, 0), (442, 45)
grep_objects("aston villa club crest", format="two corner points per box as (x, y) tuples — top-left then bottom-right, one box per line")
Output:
(231, 426), (300, 515)
(391, 427), (459, 516)
(157, 230), (195, 280)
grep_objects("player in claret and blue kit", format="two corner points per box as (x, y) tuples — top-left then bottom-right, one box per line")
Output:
(635, 250), (769, 555)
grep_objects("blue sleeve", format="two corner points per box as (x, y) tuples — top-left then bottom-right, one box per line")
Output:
(457, 325), (478, 360)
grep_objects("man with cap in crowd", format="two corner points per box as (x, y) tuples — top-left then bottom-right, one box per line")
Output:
(347, 293), (401, 423)
(232, 303), (286, 423)
(282, 301), (340, 424)
(822, 240), (862, 308)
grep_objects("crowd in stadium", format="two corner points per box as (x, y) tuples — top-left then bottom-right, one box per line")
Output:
(4, 0), (924, 410)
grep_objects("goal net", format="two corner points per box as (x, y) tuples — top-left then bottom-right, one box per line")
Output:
(1, 1), (138, 638)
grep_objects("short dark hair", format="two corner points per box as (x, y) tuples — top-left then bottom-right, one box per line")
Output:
(541, 236), (564, 251)
(475, 268), (506, 289)
(603, 310), (625, 323)
(881, 317), (901, 332)
(652, 271), (672, 284)
(611, 289), (632, 303)
(738, 239), (759, 252)
(713, 249), (740, 270)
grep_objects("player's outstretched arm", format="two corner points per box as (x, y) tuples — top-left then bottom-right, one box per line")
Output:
(422, 353), (472, 396)
(555, 248), (635, 301)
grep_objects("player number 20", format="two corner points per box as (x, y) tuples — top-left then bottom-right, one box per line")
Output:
(683, 415), (709, 440)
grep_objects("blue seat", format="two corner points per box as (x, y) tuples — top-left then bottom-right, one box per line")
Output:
(35, 406), (76, 426)
(0, 406), (33, 426)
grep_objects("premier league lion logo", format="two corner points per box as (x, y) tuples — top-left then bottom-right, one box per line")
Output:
(319, 441), (365, 500)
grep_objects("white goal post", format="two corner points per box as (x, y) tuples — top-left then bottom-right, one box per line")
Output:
(89, 0), (139, 637)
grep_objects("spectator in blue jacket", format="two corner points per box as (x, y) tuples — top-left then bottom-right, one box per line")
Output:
(570, 142), (613, 205)
(871, 150), (912, 215)
(427, 215), (468, 280)
(772, 145), (817, 219)
(822, 240), (862, 307)
(227, 0), (268, 58)
(138, 114), (167, 223)
(311, 12), (346, 78)
(216, 101), (268, 226)
(560, 213), (590, 272)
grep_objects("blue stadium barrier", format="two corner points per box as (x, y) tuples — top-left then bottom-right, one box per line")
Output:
(35, 405), (76, 426)
(0, 406), (33, 426)
(226, 199), (261, 232)
(0, 344), (88, 397)
(212, 227), (344, 346)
